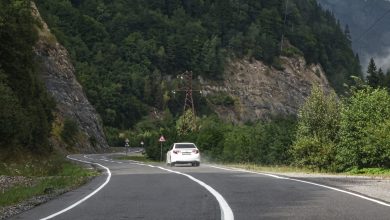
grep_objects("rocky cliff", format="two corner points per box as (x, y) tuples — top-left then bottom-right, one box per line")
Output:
(201, 56), (331, 123)
(32, 3), (108, 152)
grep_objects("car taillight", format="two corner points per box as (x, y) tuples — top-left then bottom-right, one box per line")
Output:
(173, 150), (180, 154)
(192, 149), (199, 154)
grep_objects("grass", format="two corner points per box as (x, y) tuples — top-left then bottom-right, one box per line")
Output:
(0, 156), (98, 207)
(346, 167), (390, 176)
(115, 155), (154, 163)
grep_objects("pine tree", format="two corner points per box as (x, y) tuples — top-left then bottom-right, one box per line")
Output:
(377, 68), (385, 88)
(386, 69), (390, 89)
(366, 58), (379, 88)
(344, 24), (351, 44)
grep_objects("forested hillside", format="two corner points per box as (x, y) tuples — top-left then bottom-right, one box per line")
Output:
(0, 0), (54, 154)
(35, 0), (361, 131)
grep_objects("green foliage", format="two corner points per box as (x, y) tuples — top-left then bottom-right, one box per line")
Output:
(0, 0), (54, 153)
(293, 85), (390, 171)
(176, 109), (198, 136)
(366, 58), (379, 87)
(0, 74), (27, 147)
(292, 85), (341, 170)
(61, 118), (79, 145)
(347, 167), (390, 175)
(195, 116), (228, 160)
(210, 117), (297, 164)
(0, 159), (97, 207)
(281, 46), (304, 58)
(337, 87), (390, 170)
(208, 92), (235, 106)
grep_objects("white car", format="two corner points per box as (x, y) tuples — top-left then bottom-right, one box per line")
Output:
(166, 143), (200, 167)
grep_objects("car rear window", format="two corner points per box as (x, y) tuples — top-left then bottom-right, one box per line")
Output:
(175, 144), (196, 148)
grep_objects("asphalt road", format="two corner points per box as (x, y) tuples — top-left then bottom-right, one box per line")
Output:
(11, 152), (390, 220)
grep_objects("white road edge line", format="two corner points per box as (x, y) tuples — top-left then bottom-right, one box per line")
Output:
(208, 165), (287, 179)
(287, 178), (390, 207)
(40, 155), (112, 220)
(153, 165), (234, 220)
(208, 165), (390, 207)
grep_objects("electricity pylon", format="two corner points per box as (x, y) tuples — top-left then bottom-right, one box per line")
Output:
(173, 70), (199, 133)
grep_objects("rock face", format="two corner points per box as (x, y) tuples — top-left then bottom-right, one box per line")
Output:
(201, 56), (331, 123)
(32, 4), (108, 151)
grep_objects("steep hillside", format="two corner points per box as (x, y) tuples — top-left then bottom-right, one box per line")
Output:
(0, 0), (54, 154)
(202, 56), (331, 122)
(35, 0), (361, 131)
(32, 3), (108, 151)
(318, 0), (390, 70)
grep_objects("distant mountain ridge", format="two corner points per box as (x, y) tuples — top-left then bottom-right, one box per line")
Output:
(318, 0), (390, 70)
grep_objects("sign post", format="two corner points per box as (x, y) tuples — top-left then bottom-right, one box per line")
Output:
(159, 135), (166, 162)
(125, 138), (129, 155)
(140, 141), (145, 154)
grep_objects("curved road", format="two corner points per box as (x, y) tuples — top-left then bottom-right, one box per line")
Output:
(11, 153), (390, 220)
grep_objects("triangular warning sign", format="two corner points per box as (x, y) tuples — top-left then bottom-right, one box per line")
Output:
(159, 135), (166, 142)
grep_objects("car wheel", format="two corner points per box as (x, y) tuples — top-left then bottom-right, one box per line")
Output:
(170, 162), (175, 167)
(196, 162), (200, 167)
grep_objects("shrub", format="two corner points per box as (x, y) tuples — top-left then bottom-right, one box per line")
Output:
(61, 118), (79, 145)
(291, 85), (340, 170)
(337, 87), (390, 170)
(208, 92), (235, 106)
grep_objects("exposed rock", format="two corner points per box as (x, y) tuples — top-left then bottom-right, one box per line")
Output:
(201, 56), (332, 123)
(32, 3), (108, 151)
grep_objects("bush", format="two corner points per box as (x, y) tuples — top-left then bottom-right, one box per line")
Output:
(208, 92), (235, 106)
(61, 118), (79, 145)
(221, 117), (296, 165)
(291, 85), (340, 170)
(337, 87), (390, 170)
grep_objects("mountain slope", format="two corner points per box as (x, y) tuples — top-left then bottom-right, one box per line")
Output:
(202, 56), (331, 122)
(33, 3), (108, 151)
(35, 0), (361, 131)
(0, 0), (54, 153)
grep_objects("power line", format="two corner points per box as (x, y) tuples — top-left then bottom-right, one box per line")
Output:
(356, 7), (390, 42)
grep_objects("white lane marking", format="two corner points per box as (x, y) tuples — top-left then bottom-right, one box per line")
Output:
(40, 155), (112, 220)
(208, 165), (287, 179)
(145, 164), (234, 220)
(207, 165), (390, 207)
(94, 157), (234, 219)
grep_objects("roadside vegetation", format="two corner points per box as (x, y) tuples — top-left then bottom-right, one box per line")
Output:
(123, 81), (389, 175)
(0, 154), (98, 208)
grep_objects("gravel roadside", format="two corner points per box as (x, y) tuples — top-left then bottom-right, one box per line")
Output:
(274, 172), (390, 203)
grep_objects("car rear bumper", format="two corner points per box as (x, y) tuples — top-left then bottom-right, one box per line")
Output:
(171, 154), (200, 163)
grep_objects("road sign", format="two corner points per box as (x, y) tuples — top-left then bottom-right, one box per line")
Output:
(159, 136), (166, 142)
